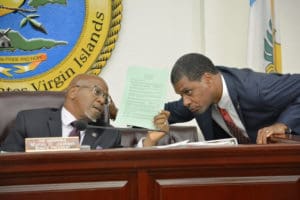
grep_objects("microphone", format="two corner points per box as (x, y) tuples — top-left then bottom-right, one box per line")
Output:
(72, 120), (89, 131)
(72, 120), (167, 133)
(103, 104), (110, 125)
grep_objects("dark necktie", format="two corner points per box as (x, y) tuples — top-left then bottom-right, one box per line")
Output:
(218, 107), (251, 144)
(69, 122), (80, 139)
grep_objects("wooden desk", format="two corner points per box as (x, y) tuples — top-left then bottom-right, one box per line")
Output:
(1, 144), (300, 200)
(269, 134), (300, 144)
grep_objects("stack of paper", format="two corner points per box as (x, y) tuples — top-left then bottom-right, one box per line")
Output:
(156, 138), (238, 148)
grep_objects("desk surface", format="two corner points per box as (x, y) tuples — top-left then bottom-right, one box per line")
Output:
(269, 134), (300, 144)
(1, 144), (300, 200)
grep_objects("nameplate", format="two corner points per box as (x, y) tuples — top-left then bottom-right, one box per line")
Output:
(25, 137), (80, 152)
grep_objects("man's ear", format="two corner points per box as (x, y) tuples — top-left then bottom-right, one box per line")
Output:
(68, 86), (78, 100)
(202, 72), (213, 85)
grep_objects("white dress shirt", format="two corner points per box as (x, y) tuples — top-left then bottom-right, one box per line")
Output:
(61, 107), (85, 144)
(211, 75), (248, 138)
(61, 107), (144, 147)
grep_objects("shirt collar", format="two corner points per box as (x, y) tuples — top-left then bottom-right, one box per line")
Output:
(61, 106), (77, 126)
(217, 75), (232, 109)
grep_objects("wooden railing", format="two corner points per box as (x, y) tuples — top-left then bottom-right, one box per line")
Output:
(1, 144), (300, 200)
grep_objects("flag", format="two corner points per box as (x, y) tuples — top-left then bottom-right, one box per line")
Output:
(247, 0), (282, 73)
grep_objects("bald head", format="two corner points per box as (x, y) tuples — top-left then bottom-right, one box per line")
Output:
(64, 74), (110, 121)
(67, 74), (108, 92)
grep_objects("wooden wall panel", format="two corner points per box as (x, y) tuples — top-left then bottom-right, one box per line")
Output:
(1, 144), (300, 200)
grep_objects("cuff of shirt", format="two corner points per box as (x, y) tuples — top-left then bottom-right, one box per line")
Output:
(136, 137), (146, 148)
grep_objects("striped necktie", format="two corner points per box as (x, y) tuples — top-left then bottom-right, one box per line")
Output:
(69, 121), (80, 139)
(218, 107), (251, 144)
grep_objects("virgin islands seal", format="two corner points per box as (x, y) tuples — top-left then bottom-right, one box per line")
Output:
(0, 0), (122, 91)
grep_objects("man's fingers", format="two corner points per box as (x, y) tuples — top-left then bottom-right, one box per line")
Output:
(154, 111), (170, 122)
(257, 128), (273, 144)
(256, 124), (285, 144)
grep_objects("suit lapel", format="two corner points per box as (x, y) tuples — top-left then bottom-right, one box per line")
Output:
(47, 108), (62, 137)
(82, 128), (99, 148)
(232, 100), (246, 126)
(222, 73), (246, 126)
(196, 107), (215, 140)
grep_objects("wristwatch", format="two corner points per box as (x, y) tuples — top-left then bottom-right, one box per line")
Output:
(285, 127), (292, 134)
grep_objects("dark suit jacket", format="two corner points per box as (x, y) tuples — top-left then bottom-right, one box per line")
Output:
(165, 66), (300, 143)
(1, 108), (122, 152)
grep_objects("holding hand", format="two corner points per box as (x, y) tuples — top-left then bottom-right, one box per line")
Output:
(153, 110), (170, 133)
(143, 110), (171, 147)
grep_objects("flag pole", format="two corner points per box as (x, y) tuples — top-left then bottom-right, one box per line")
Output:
(270, 0), (282, 73)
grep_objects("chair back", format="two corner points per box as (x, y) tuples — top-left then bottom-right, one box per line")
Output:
(0, 91), (65, 142)
(120, 126), (199, 147)
(0, 91), (199, 146)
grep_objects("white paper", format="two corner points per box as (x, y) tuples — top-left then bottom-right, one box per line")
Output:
(114, 66), (169, 129)
(156, 140), (190, 148)
(187, 138), (238, 146)
(155, 138), (238, 149)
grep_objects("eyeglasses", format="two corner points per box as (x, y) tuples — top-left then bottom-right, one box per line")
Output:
(75, 85), (110, 103)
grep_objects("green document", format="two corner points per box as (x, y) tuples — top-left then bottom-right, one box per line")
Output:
(114, 66), (169, 130)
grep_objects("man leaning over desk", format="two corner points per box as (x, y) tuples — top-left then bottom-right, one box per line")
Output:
(154, 53), (300, 145)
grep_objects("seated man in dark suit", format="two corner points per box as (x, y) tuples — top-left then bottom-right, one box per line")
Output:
(1, 74), (167, 152)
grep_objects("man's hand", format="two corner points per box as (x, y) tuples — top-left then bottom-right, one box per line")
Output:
(143, 110), (171, 147)
(153, 110), (170, 133)
(143, 131), (167, 147)
(256, 123), (288, 144)
(108, 95), (118, 120)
